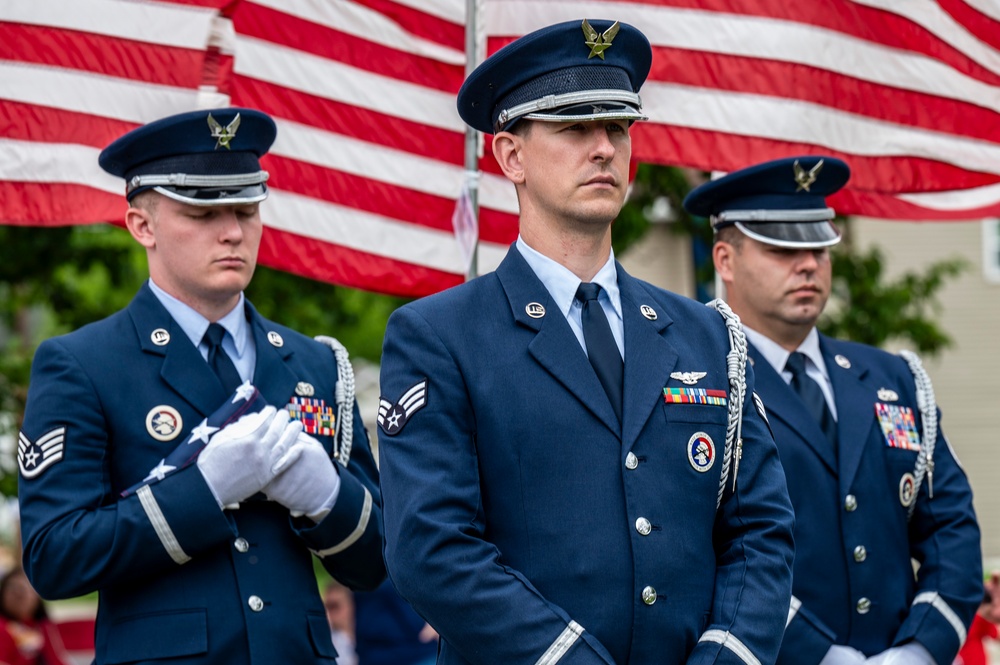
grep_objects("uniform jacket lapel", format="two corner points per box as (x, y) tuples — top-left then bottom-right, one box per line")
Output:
(496, 248), (620, 436)
(748, 343), (838, 475)
(820, 336), (873, 493)
(617, 267), (676, 449)
(129, 283), (228, 416)
(246, 301), (299, 408)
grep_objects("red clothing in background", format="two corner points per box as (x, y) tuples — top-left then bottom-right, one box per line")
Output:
(957, 614), (1000, 665)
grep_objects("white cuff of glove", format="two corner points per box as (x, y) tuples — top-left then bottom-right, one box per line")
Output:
(865, 642), (934, 665)
(263, 431), (341, 522)
(820, 645), (867, 665)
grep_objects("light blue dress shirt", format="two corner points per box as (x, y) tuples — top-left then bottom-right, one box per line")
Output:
(148, 279), (257, 385)
(515, 236), (624, 359)
(744, 325), (837, 420)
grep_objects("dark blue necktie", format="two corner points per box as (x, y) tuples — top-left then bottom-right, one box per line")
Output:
(785, 352), (837, 446)
(576, 283), (623, 424)
(203, 323), (242, 394)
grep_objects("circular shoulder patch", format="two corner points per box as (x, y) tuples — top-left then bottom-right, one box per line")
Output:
(899, 472), (916, 507)
(687, 432), (715, 473)
(146, 406), (183, 442)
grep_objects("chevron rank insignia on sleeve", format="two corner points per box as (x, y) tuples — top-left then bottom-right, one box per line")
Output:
(18, 427), (66, 479)
(378, 379), (428, 436)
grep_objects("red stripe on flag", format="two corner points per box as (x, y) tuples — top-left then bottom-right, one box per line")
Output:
(0, 101), (138, 148)
(631, 124), (1000, 195)
(652, 46), (1000, 143)
(258, 226), (462, 297)
(231, 76), (465, 165)
(0, 182), (122, 226)
(350, 0), (464, 48)
(0, 22), (211, 89)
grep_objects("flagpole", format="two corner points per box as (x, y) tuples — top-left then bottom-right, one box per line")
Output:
(464, 0), (482, 281)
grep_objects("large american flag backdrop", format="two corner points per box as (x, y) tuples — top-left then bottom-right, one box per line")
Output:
(2, 0), (999, 297)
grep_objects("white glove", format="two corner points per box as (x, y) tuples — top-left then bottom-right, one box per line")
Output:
(865, 643), (934, 665)
(820, 645), (867, 665)
(263, 430), (341, 522)
(197, 406), (304, 508)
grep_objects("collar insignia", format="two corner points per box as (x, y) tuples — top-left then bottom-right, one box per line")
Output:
(207, 112), (241, 150)
(582, 19), (620, 60)
(793, 158), (824, 192)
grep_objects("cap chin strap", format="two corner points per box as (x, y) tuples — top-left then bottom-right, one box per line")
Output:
(732, 221), (842, 250)
(496, 88), (642, 131)
(152, 186), (268, 207)
(715, 207), (834, 223)
(128, 170), (269, 196)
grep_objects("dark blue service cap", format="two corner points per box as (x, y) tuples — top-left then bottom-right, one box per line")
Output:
(457, 19), (652, 134)
(99, 107), (277, 206)
(683, 156), (850, 249)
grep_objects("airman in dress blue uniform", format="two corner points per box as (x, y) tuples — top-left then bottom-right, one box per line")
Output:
(18, 108), (385, 664)
(693, 156), (982, 665)
(377, 20), (795, 664)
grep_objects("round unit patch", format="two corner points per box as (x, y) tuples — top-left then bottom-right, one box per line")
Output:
(687, 432), (715, 473)
(146, 406), (183, 442)
(899, 472), (916, 507)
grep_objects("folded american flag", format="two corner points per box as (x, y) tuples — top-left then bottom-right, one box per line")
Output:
(121, 382), (268, 497)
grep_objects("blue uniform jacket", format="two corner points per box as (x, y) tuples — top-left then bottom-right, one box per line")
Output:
(749, 335), (982, 665)
(18, 283), (385, 665)
(377, 248), (795, 665)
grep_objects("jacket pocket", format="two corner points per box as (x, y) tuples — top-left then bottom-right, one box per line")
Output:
(105, 609), (207, 663)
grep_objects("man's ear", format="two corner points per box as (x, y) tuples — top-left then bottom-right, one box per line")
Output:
(492, 132), (525, 185)
(125, 205), (156, 249)
(713, 240), (735, 283)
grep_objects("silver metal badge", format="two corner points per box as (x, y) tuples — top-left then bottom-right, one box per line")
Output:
(295, 382), (315, 397)
(640, 305), (657, 321)
(835, 354), (852, 369)
(267, 331), (284, 347)
(899, 472), (916, 507)
(687, 432), (715, 473)
(145, 406), (183, 442)
(151, 328), (170, 346)
(525, 303), (546, 319)
(671, 371), (707, 385)
(877, 388), (899, 402)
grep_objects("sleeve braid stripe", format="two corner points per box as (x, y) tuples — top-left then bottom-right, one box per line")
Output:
(137, 485), (191, 565)
(534, 620), (583, 665)
(699, 629), (761, 665)
(913, 591), (966, 645)
(312, 487), (372, 558)
(786, 595), (802, 627)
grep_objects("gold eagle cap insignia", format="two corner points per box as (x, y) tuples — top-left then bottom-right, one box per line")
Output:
(207, 112), (241, 150)
(582, 19), (620, 60)
(793, 158), (824, 192)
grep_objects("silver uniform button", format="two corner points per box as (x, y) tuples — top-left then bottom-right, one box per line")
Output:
(641, 586), (657, 605)
(248, 595), (264, 612)
(234, 538), (249, 553)
(844, 495), (858, 512)
(853, 545), (867, 562)
(856, 597), (871, 614)
(635, 517), (652, 536)
(625, 452), (639, 470)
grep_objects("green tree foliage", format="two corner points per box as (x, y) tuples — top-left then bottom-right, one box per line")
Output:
(823, 231), (967, 353)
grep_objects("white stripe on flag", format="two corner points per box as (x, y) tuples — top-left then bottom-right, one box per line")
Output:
(234, 35), (463, 132)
